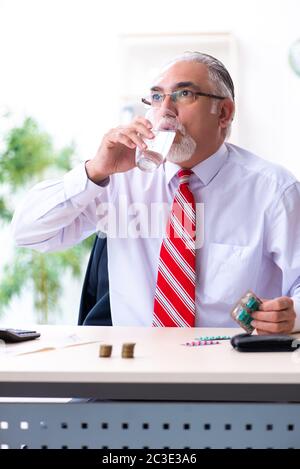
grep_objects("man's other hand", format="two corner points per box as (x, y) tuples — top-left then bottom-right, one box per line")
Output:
(251, 296), (296, 334)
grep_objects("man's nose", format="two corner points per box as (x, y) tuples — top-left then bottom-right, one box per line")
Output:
(157, 94), (177, 118)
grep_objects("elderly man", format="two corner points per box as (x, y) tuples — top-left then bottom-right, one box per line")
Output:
(12, 52), (300, 333)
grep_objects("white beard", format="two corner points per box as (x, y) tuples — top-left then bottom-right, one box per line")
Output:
(166, 129), (196, 164)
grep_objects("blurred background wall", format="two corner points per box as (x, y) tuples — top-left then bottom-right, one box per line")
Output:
(0, 0), (299, 325)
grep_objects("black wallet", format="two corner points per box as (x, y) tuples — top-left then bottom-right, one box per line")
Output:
(231, 333), (300, 352)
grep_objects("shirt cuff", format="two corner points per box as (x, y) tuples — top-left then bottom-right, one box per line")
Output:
(292, 297), (300, 332)
(63, 162), (109, 206)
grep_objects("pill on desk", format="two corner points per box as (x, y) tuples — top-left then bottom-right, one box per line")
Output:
(183, 340), (220, 346)
(121, 343), (136, 358)
(194, 335), (231, 341)
(99, 344), (112, 357)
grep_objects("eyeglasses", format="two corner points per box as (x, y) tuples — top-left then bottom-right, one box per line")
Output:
(142, 89), (226, 107)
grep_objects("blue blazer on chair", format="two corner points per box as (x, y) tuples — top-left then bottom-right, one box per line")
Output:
(78, 235), (112, 326)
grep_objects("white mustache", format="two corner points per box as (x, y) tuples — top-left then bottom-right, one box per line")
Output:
(159, 117), (186, 136)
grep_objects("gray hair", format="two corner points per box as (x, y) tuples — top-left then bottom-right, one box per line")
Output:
(164, 51), (234, 99)
(161, 51), (235, 137)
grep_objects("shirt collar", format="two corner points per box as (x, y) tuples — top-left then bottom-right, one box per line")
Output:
(164, 142), (228, 186)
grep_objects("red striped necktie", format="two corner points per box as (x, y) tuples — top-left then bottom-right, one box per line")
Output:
(153, 169), (196, 327)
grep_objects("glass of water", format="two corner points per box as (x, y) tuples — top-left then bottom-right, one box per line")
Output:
(135, 109), (179, 172)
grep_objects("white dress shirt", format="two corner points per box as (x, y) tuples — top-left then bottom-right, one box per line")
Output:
(11, 143), (300, 330)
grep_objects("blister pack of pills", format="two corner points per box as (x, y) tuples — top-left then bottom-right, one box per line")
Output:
(230, 290), (262, 334)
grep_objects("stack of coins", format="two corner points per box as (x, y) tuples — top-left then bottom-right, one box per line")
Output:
(121, 342), (135, 358)
(230, 290), (262, 334)
(99, 344), (112, 358)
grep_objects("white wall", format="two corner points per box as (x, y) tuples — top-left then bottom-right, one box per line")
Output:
(0, 0), (299, 324)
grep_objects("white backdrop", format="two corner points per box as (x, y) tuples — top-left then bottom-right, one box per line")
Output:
(0, 0), (299, 324)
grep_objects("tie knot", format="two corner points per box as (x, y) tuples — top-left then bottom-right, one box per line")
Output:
(177, 169), (192, 185)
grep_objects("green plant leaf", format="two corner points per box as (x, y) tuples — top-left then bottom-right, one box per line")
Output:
(0, 197), (13, 223)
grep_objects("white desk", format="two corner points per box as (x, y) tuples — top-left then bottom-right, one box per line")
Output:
(1, 326), (300, 449)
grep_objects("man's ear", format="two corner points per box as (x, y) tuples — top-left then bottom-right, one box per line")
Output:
(218, 98), (235, 129)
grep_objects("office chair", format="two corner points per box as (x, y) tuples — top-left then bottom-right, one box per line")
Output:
(78, 234), (112, 326)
